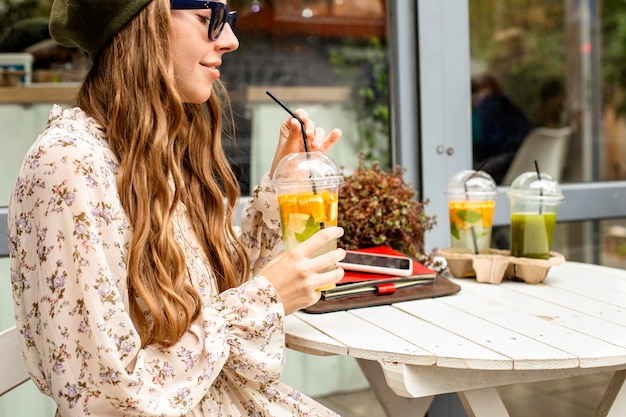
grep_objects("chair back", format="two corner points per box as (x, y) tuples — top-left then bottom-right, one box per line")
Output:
(0, 207), (8, 258)
(501, 127), (572, 185)
(1, 208), (31, 396)
(0, 326), (30, 396)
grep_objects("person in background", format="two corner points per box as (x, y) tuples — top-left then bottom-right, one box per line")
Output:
(471, 72), (532, 184)
(7, 0), (345, 415)
(536, 77), (566, 128)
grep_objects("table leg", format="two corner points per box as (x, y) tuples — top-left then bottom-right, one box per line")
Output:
(357, 358), (433, 417)
(457, 388), (511, 417)
(595, 370), (626, 417)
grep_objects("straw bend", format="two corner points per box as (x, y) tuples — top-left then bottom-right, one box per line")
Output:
(265, 90), (310, 152)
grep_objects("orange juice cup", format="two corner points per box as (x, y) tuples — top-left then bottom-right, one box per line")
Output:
(272, 152), (344, 290)
(445, 170), (497, 254)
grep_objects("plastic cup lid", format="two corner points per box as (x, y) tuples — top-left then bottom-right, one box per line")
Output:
(445, 169), (497, 199)
(507, 171), (564, 202)
(271, 152), (344, 188)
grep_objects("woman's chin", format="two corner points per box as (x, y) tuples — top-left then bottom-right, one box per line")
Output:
(178, 85), (213, 104)
(184, 93), (212, 104)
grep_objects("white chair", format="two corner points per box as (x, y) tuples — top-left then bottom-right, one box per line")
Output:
(1, 209), (30, 397)
(501, 126), (572, 185)
(0, 326), (30, 396)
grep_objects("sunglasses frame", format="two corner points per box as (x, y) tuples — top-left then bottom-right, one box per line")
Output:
(170, 0), (238, 40)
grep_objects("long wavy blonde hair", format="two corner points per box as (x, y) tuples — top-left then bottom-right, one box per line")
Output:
(77, 0), (250, 348)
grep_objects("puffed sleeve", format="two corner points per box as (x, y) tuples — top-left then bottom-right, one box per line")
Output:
(8, 109), (286, 416)
(237, 174), (283, 275)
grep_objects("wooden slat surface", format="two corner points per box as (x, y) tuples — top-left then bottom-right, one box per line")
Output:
(293, 310), (435, 365)
(285, 261), (626, 415)
(284, 315), (347, 356)
(395, 298), (579, 370)
(352, 305), (511, 370)
(285, 262), (626, 373)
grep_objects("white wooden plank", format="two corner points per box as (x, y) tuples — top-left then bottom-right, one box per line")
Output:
(513, 284), (626, 326)
(459, 388), (509, 417)
(458, 387), (511, 417)
(457, 278), (626, 348)
(541, 263), (626, 307)
(395, 298), (579, 370)
(378, 361), (626, 399)
(358, 359), (433, 417)
(0, 326), (30, 396)
(451, 262), (626, 309)
(351, 304), (512, 370)
(552, 262), (626, 291)
(437, 291), (626, 368)
(284, 315), (347, 356)
(596, 370), (626, 417)
(456, 274), (626, 325)
(293, 310), (434, 365)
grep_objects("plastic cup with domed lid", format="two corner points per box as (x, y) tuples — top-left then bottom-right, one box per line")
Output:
(272, 152), (344, 288)
(508, 171), (564, 260)
(445, 170), (498, 254)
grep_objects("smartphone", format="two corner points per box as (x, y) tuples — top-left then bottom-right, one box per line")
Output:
(338, 251), (413, 276)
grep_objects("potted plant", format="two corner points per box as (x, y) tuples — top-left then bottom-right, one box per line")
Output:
(338, 154), (437, 265)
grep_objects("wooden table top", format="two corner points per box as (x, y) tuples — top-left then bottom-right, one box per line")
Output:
(286, 261), (626, 372)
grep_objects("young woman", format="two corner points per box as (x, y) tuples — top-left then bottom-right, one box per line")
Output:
(8, 0), (345, 415)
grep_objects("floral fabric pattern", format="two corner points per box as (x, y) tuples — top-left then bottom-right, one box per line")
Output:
(8, 106), (339, 417)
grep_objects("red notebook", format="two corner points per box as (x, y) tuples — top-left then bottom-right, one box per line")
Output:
(323, 246), (436, 300)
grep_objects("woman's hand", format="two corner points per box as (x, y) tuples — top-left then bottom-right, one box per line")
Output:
(269, 109), (342, 178)
(260, 226), (346, 315)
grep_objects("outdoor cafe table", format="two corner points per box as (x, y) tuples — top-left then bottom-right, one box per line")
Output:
(284, 261), (626, 417)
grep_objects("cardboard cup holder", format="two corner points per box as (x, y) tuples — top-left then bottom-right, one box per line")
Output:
(437, 248), (565, 284)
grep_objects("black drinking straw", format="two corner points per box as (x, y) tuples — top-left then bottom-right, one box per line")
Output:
(266, 90), (310, 152)
(266, 90), (325, 229)
(534, 160), (543, 214)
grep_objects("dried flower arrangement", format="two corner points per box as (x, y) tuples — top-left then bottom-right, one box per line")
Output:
(338, 154), (437, 263)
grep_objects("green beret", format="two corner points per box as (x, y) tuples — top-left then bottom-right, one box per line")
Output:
(49, 0), (153, 61)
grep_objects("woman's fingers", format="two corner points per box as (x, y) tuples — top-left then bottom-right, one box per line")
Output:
(258, 227), (346, 314)
(314, 127), (342, 152)
(293, 226), (344, 257)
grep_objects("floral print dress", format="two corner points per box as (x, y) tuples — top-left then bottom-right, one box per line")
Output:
(8, 106), (340, 417)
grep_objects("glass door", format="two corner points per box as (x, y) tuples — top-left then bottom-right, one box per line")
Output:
(414, 0), (626, 268)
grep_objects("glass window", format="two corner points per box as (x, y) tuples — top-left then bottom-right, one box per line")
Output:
(223, 0), (391, 194)
(468, 0), (626, 187)
(466, 0), (626, 264)
(469, 1), (568, 184)
(0, 0), (392, 197)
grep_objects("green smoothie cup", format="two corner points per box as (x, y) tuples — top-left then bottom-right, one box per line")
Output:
(508, 172), (564, 260)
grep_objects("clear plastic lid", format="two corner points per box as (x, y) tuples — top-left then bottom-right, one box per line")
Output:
(445, 169), (497, 199)
(507, 171), (564, 202)
(272, 152), (344, 190)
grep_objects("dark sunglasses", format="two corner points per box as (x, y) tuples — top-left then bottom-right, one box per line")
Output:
(170, 1), (238, 41)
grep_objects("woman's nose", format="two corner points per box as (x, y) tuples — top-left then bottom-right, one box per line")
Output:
(217, 24), (239, 52)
